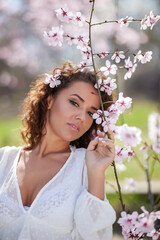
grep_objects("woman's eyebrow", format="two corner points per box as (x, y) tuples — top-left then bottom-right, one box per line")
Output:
(70, 94), (84, 102)
(70, 94), (98, 111)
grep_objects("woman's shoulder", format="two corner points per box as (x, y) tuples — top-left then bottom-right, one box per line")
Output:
(0, 146), (22, 160)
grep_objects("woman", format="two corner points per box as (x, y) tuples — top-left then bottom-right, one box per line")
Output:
(0, 62), (116, 240)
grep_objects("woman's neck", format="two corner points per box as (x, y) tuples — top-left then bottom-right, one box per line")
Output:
(34, 135), (70, 158)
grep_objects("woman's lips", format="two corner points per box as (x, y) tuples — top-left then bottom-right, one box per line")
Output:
(67, 123), (80, 132)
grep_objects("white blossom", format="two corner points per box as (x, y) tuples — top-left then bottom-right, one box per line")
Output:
(124, 178), (138, 192)
(92, 109), (108, 124)
(102, 118), (116, 133)
(116, 92), (132, 113)
(100, 60), (118, 76)
(44, 72), (61, 88)
(124, 57), (137, 80)
(73, 12), (86, 27)
(111, 50), (125, 63)
(55, 5), (74, 23)
(94, 77), (117, 96)
(141, 11), (160, 30)
(116, 124), (142, 147)
(134, 50), (152, 64)
(117, 16), (133, 27)
(148, 112), (160, 141)
(115, 163), (126, 172)
(43, 26), (64, 47)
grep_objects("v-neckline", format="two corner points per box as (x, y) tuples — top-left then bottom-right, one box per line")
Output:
(14, 145), (74, 213)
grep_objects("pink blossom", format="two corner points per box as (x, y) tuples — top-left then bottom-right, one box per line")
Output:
(81, 45), (92, 60)
(100, 60), (118, 76)
(137, 215), (155, 234)
(147, 229), (160, 240)
(141, 14), (149, 30)
(148, 112), (160, 142)
(115, 163), (126, 172)
(111, 50), (125, 63)
(44, 72), (61, 88)
(55, 5), (74, 23)
(124, 57), (137, 80)
(92, 109), (108, 124)
(102, 118), (115, 132)
(94, 77), (117, 96)
(115, 146), (127, 164)
(70, 32), (89, 51)
(118, 207), (160, 240)
(124, 178), (138, 192)
(65, 35), (75, 45)
(116, 92), (132, 113)
(78, 61), (87, 68)
(43, 26), (64, 47)
(134, 50), (152, 64)
(117, 16), (133, 27)
(115, 145), (134, 163)
(73, 12), (86, 27)
(107, 104), (120, 123)
(97, 52), (108, 59)
(116, 124), (142, 147)
(141, 11), (160, 30)
(118, 211), (139, 230)
(125, 146), (134, 161)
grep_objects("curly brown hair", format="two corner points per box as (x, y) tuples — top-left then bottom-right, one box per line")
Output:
(20, 61), (114, 150)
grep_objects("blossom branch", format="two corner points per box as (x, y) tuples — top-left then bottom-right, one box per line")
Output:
(91, 18), (141, 26)
(88, 0), (125, 211)
(113, 161), (125, 211)
(88, 0), (105, 116)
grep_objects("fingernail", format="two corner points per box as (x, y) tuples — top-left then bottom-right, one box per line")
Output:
(98, 137), (103, 140)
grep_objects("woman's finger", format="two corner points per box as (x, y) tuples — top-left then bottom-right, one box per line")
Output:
(87, 137), (99, 151)
(97, 129), (104, 138)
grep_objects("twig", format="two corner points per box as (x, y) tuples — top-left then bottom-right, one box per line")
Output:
(144, 148), (154, 211)
(106, 180), (118, 193)
(113, 162), (125, 210)
(133, 151), (146, 172)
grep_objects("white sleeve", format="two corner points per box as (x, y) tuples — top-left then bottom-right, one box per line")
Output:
(0, 147), (6, 163)
(72, 161), (116, 240)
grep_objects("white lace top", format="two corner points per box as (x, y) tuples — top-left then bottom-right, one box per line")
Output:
(0, 146), (116, 240)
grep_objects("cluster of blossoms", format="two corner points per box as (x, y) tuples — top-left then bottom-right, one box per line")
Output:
(118, 206), (160, 240)
(94, 77), (117, 96)
(116, 11), (160, 30)
(43, 5), (91, 61)
(93, 92), (132, 132)
(141, 11), (160, 30)
(99, 49), (152, 81)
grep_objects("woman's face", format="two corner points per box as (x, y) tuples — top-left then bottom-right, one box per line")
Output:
(46, 81), (100, 143)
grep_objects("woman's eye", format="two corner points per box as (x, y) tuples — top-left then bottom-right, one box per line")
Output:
(88, 111), (93, 117)
(69, 100), (79, 107)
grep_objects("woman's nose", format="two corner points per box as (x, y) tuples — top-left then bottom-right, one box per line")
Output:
(75, 110), (85, 121)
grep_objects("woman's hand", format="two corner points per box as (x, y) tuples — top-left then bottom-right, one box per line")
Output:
(86, 129), (115, 174)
